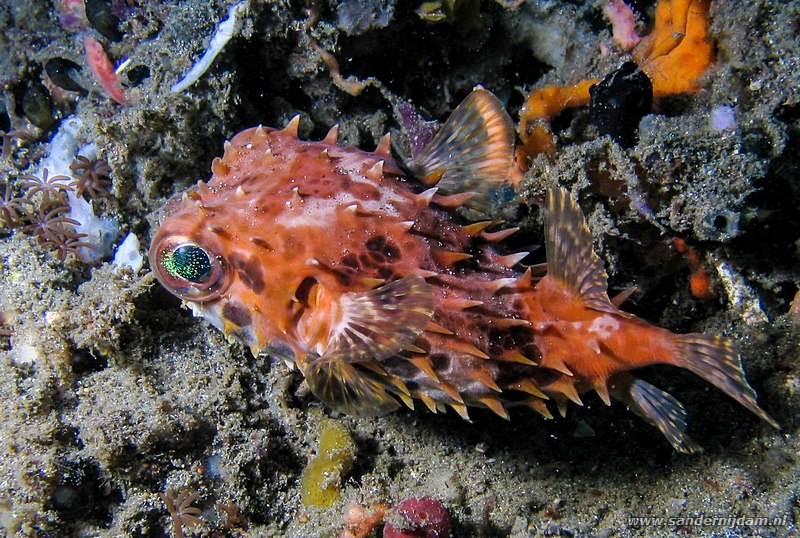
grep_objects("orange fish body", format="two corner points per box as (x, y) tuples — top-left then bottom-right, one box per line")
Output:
(150, 89), (775, 452)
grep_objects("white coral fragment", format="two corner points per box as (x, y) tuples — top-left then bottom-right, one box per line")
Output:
(170, 1), (248, 93)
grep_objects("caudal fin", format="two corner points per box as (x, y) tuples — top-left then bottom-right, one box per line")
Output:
(674, 334), (779, 428)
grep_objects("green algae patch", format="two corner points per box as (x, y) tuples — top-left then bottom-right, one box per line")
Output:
(300, 419), (356, 508)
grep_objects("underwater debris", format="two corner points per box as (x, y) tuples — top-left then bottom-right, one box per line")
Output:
(383, 497), (452, 538)
(161, 487), (203, 538)
(709, 105), (736, 132)
(672, 237), (715, 299)
(709, 253), (769, 326)
(517, 79), (597, 161)
(589, 61), (653, 147)
(69, 155), (112, 199)
(336, 0), (396, 36)
(632, 0), (713, 98)
(300, 419), (356, 508)
(84, 36), (128, 105)
(0, 307), (13, 342)
(311, 40), (376, 97)
(21, 203), (90, 262)
(603, 0), (641, 50)
(339, 502), (388, 538)
(85, 0), (122, 41)
(170, 1), (247, 93)
(215, 500), (247, 531)
(22, 82), (57, 130)
(55, 0), (89, 32)
(415, 0), (489, 33)
(112, 232), (144, 272)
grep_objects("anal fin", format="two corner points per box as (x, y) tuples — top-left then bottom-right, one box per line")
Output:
(609, 373), (702, 454)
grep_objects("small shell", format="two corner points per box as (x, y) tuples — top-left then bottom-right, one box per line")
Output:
(85, 0), (122, 41)
(45, 58), (85, 93)
(22, 82), (56, 129)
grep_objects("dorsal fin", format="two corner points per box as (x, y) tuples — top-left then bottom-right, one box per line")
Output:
(544, 187), (616, 313)
(409, 87), (520, 212)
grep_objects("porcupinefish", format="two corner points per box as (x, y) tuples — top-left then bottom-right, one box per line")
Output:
(149, 88), (776, 452)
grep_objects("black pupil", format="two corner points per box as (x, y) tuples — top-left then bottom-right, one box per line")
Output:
(166, 245), (212, 283)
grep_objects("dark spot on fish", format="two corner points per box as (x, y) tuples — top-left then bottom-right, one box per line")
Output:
(366, 235), (401, 259)
(208, 225), (228, 237)
(384, 242), (400, 259)
(229, 254), (266, 293)
(341, 253), (359, 269)
(222, 302), (252, 327)
(430, 353), (450, 371)
(512, 299), (524, 311)
(378, 266), (394, 279)
(250, 237), (274, 251)
(366, 236), (386, 252)
(412, 337), (431, 353)
(368, 251), (387, 264)
(359, 253), (373, 267)
(238, 257), (265, 293)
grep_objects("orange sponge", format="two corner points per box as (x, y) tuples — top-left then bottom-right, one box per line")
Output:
(634, 0), (714, 97)
(517, 0), (714, 167)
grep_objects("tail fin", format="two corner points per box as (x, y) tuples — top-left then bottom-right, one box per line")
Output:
(674, 334), (779, 428)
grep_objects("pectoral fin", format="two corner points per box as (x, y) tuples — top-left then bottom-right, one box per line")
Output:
(325, 274), (435, 363)
(301, 275), (434, 416)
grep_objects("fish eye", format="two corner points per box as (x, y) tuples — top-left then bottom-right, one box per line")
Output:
(164, 244), (213, 283)
(152, 239), (226, 301)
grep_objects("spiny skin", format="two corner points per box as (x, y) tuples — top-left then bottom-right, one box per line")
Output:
(151, 124), (543, 413)
(150, 92), (776, 452)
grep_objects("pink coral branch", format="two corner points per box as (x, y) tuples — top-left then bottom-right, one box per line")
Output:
(603, 0), (641, 50)
(84, 36), (129, 105)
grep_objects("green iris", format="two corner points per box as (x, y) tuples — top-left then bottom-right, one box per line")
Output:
(162, 244), (212, 283)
